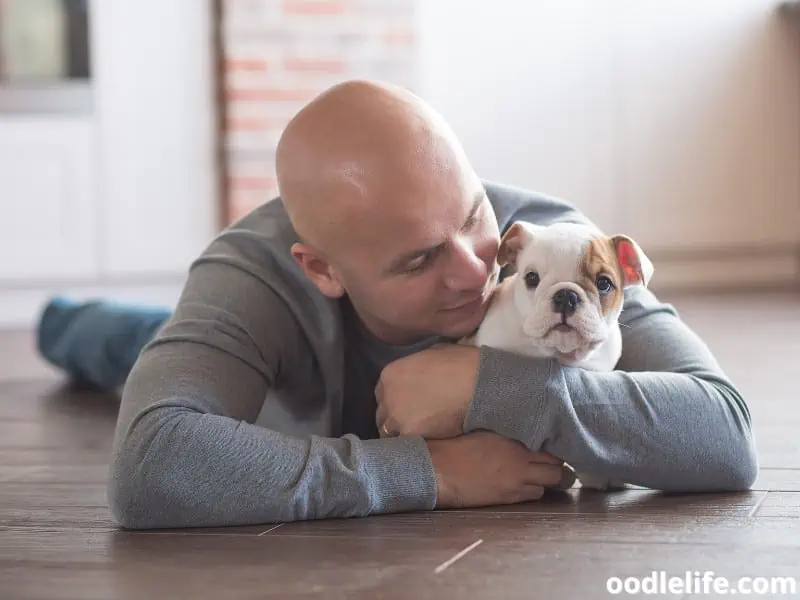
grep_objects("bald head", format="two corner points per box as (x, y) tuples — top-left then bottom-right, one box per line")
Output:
(277, 80), (499, 343)
(276, 80), (476, 255)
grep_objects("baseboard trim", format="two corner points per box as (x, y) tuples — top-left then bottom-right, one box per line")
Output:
(0, 280), (186, 330)
(648, 247), (800, 293)
(2, 249), (798, 328)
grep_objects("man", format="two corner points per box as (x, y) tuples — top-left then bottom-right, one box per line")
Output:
(38, 80), (757, 530)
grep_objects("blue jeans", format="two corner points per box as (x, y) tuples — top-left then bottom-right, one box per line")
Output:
(36, 297), (171, 391)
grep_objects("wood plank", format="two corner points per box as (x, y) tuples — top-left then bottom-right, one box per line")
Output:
(0, 482), (114, 532)
(404, 541), (800, 600)
(0, 423), (115, 455)
(0, 528), (471, 600)
(0, 383), (119, 423)
(0, 448), (111, 467)
(2, 519), (799, 600)
(271, 509), (800, 548)
(0, 330), (60, 383)
(0, 293), (798, 600)
(753, 492), (800, 518)
(0, 465), (109, 485)
(472, 488), (765, 517)
(1, 482), (107, 507)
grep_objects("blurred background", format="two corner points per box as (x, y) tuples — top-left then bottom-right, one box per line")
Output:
(1, 0), (799, 331)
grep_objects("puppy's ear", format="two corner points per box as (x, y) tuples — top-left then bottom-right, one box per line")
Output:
(497, 222), (527, 267)
(610, 235), (653, 288)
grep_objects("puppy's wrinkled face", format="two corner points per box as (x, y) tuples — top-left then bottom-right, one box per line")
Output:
(499, 221), (652, 364)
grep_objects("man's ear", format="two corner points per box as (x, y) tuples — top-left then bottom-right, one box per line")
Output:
(290, 242), (346, 298)
(497, 222), (529, 268)
(610, 234), (654, 288)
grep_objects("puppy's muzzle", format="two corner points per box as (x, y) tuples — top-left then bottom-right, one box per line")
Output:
(552, 288), (580, 317)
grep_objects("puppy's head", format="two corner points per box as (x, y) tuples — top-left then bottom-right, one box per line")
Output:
(498, 221), (653, 364)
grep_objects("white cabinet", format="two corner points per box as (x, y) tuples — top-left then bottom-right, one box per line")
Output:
(0, 116), (98, 281)
(90, 0), (218, 276)
(0, 0), (218, 328)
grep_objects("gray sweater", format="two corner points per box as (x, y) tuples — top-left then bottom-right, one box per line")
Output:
(107, 181), (758, 529)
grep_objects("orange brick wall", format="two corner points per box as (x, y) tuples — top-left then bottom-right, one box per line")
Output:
(220, 0), (418, 224)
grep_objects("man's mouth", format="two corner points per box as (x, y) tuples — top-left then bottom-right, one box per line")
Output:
(442, 283), (491, 312)
(443, 294), (482, 312)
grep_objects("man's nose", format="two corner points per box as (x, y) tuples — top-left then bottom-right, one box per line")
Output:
(444, 239), (487, 290)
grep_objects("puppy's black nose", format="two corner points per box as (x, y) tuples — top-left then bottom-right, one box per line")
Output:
(552, 289), (580, 316)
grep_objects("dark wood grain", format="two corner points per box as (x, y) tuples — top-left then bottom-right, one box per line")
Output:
(0, 464), (109, 484)
(269, 507), (800, 548)
(0, 291), (798, 600)
(404, 541), (800, 600)
(0, 529), (472, 600)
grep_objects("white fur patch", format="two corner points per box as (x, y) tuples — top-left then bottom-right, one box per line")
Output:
(475, 222), (623, 370)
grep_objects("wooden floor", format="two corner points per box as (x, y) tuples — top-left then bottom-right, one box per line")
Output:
(1, 291), (799, 599)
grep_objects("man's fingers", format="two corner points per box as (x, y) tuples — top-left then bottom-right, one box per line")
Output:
(524, 463), (564, 487)
(518, 484), (545, 502)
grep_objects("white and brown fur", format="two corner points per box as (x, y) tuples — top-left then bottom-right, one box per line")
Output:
(473, 221), (653, 370)
(466, 220), (654, 489)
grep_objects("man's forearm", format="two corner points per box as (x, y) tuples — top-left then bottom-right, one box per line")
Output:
(463, 289), (758, 492)
(107, 300), (438, 530)
(109, 395), (437, 529)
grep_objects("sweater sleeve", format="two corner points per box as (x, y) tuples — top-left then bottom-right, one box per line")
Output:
(107, 258), (437, 530)
(463, 285), (758, 491)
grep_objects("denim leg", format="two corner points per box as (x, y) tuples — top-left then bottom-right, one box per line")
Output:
(36, 297), (171, 391)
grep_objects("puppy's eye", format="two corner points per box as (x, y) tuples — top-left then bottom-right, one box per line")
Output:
(596, 275), (614, 295)
(524, 271), (540, 289)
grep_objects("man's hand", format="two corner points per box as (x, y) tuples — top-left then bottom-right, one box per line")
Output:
(427, 431), (576, 508)
(375, 343), (479, 439)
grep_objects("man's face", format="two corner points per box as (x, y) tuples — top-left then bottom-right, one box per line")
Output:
(334, 177), (502, 344)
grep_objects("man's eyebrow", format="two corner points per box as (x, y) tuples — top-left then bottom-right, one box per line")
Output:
(465, 190), (485, 222)
(384, 190), (485, 274)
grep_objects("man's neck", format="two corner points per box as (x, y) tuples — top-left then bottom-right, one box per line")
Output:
(342, 297), (441, 349)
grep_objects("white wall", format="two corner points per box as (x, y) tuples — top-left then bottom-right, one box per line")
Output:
(418, 0), (800, 289)
(419, 1), (618, 231)
(3, 0), (799, 330)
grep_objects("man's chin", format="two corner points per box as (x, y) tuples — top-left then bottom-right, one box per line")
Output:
(440, 304), (489, 341)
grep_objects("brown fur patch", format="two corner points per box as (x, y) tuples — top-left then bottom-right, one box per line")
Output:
(581, 237), (625, 316)
(497, 223), (525, 267)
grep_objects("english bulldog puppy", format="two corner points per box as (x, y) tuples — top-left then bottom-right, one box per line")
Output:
(470, 220), (654, 490)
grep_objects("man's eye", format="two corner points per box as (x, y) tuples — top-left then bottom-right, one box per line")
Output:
(407, 254), (433, 273)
